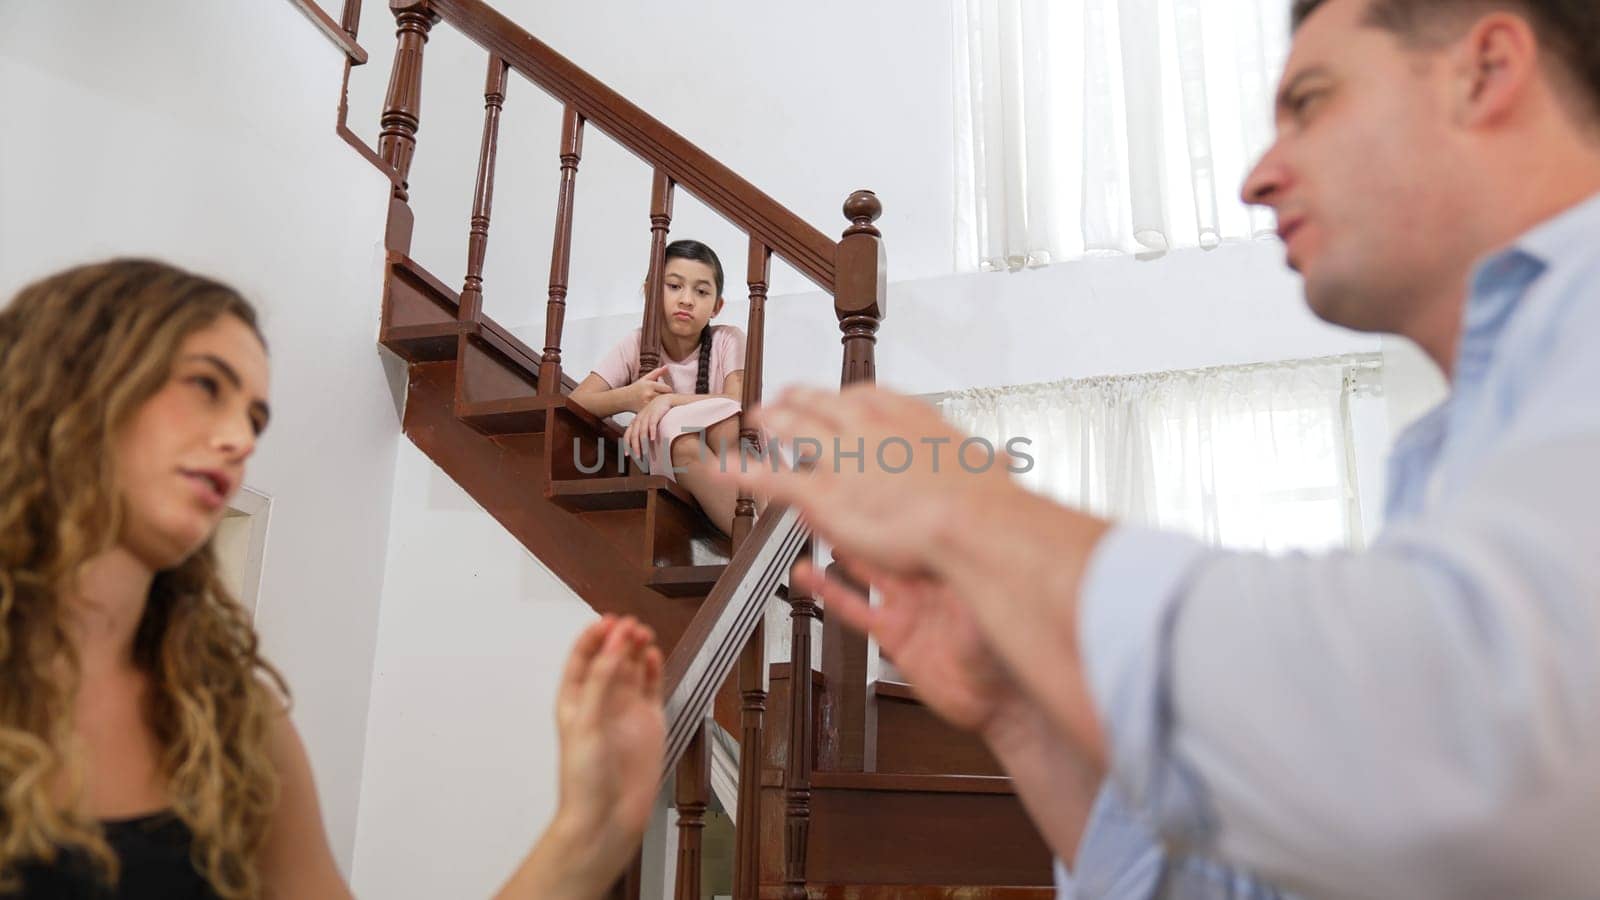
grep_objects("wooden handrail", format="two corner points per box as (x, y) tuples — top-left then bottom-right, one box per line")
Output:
(660, 504), (809, 783)
(420, 0), (839, 292)
(285, 0), (369, 63)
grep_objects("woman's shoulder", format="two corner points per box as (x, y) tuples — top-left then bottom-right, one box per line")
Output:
(712, 324), (746, 343)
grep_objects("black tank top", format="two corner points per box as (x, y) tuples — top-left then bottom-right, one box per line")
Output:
(9, 812), (220, 899)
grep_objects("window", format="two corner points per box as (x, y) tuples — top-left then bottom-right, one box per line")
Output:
(939, 355), (1385, 552)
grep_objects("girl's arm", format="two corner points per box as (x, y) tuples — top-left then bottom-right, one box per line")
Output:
(569, 369), (670, 419)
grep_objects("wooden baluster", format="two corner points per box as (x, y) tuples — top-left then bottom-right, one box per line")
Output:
(732, 630), (766, 900)
(377, 0), (438, 253)
(458, 55), (508, 323)
(339, 0), (362, 37)
(732, 238), (771, 545)
(783, 550), (819, 900)
(640, 170), (675, 374)
(824, 189), (887, 773)
(729, 242), (771, 899)
(540, 106), (586, 394)
(673, 723), (709, 900)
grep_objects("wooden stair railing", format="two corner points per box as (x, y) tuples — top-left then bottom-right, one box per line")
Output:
(361, 2), (888, 899)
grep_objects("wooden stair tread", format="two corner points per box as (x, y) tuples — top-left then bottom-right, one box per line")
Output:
(809, 772), (1016, 795)
(547, 475), (697, 511)
(646, 564), (728, 597)
(456, 394), (565, 435)
(380, 321), (461, 363)
(870, 679), (919, 702)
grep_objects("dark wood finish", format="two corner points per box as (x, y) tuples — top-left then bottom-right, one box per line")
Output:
(835, 190), (886, 387)
(783, 557), (819, 900)
(540, 105), (586, 394)
(733, 237), (772, 547)
(548, 475), (693, 512)
(804, 773), (1052, 887)
(660, 505), (809, 784)
(338, 0), (362, 37)
(419, 0), (838, 291)
(455, 329), (537, 409)
(639, 169), (674, 374)
(733, 624), (766, 900)
(675, 724), (710, 900)
(454, 395), (563, 435)
(399, 360), (701, 649)
(458, 54), (509, 323)
(820, 561), (871, 774)
(646, 564), (729, 598)
(869, 681), (1002, 776)
(378, 1), (437, 204)
(285, 0), (369, 62)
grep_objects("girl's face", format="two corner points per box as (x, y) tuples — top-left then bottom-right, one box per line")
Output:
(660, 257), (723, 341)
(112, 315), (271, 571)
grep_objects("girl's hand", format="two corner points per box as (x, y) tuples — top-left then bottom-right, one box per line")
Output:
(626, 366), (672, 413)
(624, 394), (674, 466)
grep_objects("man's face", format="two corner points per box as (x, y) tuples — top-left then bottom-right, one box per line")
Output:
(1243, 0), (1472, 334)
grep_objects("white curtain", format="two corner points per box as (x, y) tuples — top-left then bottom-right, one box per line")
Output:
(938, 355), (1384, 553)
(953, 0), (1290, 270)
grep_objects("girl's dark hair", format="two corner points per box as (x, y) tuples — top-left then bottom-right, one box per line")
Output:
(662, 240), (724, 395)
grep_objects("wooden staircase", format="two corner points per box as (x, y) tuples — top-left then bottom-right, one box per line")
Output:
(320, 0), (1059, 895)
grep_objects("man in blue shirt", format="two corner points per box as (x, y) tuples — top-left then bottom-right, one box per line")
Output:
(732, 0), (1600, 896)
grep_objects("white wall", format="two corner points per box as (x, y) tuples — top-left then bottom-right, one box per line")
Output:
(343, 0), (959, 328)
(550, 240), (1379, 399)
(339, 0), (1376, 387)
(0, 1), (397, 873)
(351, 442), (596, 897)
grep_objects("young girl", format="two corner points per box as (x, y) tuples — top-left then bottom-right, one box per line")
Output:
(571, 240), (750, 534)
(0, 259), (664, 899)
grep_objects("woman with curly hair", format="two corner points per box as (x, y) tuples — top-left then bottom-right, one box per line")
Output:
(0, 259), (665, 899)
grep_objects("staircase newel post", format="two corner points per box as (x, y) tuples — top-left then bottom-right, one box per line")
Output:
(639, 170), (675, 375)
(835, 189), (885, 387)
(782, 546), (820, 900)
(823, 189), (886, 773)
(540, 105), (586, 394)
(378, 0), (439, 255)
(458, 54), (508, 324)
(673, 722), (710, 900)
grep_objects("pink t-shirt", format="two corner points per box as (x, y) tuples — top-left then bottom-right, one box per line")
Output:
(590, 325), (747, 395)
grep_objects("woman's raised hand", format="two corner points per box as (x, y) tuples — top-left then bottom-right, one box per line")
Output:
(497, 617), (665, 900)
(626, 366), (672, 413)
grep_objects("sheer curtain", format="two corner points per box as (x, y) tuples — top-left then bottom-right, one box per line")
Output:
(953, 0), (1290, 270)
(939, 355), (1384, 553)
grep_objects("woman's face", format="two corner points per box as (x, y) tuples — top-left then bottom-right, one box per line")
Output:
(660, 257), (723, 341)
(112, 315), (271, 571)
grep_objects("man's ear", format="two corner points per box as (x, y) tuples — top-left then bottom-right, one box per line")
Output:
(1450, 11), (1539, 129)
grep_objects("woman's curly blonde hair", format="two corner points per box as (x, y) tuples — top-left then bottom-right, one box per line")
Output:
(0, 259), (288, 898)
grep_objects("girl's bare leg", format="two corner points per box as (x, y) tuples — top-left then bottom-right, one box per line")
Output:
(671, 416), (752, 534)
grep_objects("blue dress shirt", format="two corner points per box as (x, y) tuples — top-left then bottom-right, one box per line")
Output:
(1056, 190), (1600, 899)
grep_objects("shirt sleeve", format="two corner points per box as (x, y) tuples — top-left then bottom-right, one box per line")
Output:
(590, 328), (641, 390)
(716, 325), (747, 394)
(1057, 772), (1295, 898)
(1078, 434), (1600, 898)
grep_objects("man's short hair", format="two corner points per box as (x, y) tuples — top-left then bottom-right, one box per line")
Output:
(1290, 1), (1600, 125)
